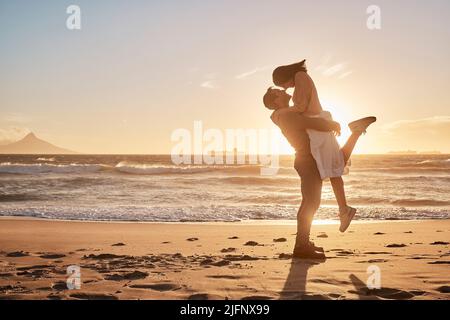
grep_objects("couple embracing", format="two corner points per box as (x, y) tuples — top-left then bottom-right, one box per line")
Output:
(263, 59), (376, 260)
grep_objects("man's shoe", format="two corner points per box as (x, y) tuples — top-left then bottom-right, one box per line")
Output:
(339, 206), (357, 233)
(348, 117), (377, 134)
(293, 245), (326, 260)
(309, 241), (324, 253)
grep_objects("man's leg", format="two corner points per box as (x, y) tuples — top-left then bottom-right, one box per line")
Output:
(294, 156), (323, 248)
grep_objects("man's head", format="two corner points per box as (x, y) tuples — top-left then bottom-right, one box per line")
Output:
(263, 87), (291, 110)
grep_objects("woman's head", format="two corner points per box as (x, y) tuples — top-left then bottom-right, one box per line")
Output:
(272, 59), (307, 89)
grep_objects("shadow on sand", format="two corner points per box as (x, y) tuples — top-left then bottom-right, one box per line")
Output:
(279, 259), (325, 300)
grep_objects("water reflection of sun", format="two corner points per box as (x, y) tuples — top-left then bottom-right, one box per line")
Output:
(322, 101), (352, 148)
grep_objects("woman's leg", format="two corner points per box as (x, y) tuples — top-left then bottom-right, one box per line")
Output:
(330, 177), (347, 209)
(341, 132), (362, 163)
(335, 131), (365, 208)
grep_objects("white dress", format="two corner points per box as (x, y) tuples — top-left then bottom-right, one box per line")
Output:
(306, 111), (349, 180)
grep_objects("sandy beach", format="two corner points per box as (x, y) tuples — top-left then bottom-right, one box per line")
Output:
(0, 217), (448, 300)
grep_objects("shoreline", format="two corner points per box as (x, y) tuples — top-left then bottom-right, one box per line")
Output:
(0, 215), (444, 225)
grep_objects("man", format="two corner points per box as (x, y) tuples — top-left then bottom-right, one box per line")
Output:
(263, 87), (375, 259)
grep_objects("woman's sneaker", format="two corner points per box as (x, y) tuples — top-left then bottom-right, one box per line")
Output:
(348, 117), (377, 134)
(339, 206), (357, 233)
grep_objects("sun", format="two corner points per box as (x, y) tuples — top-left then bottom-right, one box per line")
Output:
(321, 101), (353, 149)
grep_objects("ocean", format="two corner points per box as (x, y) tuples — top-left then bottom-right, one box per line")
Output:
(0, 154), (449, 222)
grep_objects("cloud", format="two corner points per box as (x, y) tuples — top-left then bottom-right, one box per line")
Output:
(199, 73), (219, 89)
(383, 116), (450, 133)
(235, 66), (271, 80)
(200, 80), (218, 89)
(338, 71), (353, 79)
(0, 126), (30, 145)
(380, 116), (450, 152)
(315, 56), (352, 79)
(2, 113), (31, 124)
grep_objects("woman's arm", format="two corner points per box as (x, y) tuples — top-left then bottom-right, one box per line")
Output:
(292, 72), (313, 113)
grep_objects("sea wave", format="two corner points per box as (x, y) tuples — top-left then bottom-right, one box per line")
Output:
(36, 157), (56, 162)
(0, 162), (104, 174)
(113, 162), (280, 175)
(416, 158), (450, 166)
(114, 162), (216, 175)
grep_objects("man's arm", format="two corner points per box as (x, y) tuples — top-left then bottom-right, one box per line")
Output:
(286, 110), (340, 132)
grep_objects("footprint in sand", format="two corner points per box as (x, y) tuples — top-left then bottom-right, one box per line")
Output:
(357, 259), (388, 263)
(428, 261), (450, 265)
(52, 281), (68, 291)
(6, 251), (29, 257)
(129, 283), (181, 291)
(187, 238), (199, 242)
(335, 250), (354, 256)
(273, 238), (287, 242)
(70, 292), (118, 300)
(225, 254), (261, 261)
(241, 295), (272, 300)
(83, 253), (125, 260)
(364, 251), (392, 255)
(436, 286), (450, 293)
(278, 253), (292, 260)
(188, 293), (225, 300)
(386, 243), (407, 248)
(104, 271), (148, 281)
(39, 253), (66, 259)
(430, 241), (449, 245)
(317, 233), (328, 238)
(111, 243), (126, 247)
(207, 275), (243, 280)
(200, 258), (231, 267)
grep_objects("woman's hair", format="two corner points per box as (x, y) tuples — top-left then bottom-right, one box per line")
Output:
(272, 59), (307, 87)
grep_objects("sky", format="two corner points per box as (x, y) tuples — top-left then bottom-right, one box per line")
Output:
(1, 0), (449, 154)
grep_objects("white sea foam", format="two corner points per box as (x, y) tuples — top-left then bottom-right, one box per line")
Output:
(114, 161), (214, 175)
(0, 162), (104, 174)
(36, 157), (55, 162)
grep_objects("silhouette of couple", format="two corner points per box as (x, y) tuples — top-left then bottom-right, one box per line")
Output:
(264, 59), (376, 259)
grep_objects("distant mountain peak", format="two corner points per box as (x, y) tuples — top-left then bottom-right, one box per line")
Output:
(23, 132), (37, 140)
(0, 132), (77, 154)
